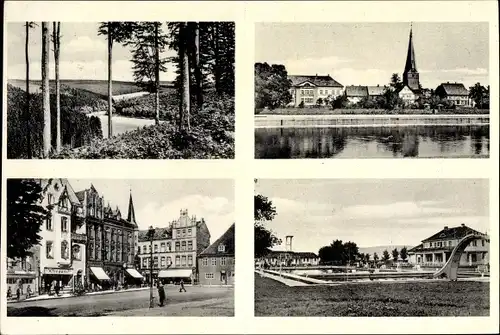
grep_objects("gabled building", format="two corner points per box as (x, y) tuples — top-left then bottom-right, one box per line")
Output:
(367, 85), (386, 98)
(435, 82), (471, 107)
(288, 75), (344, 107)
(76, 185), (140, 289)
(260, 251), (320, 267)
(198, 223), (235, 285)
(396, 85), (419, 105)
(138, 209), (211, 284)
(408, 224), (489, 267)
(344, 85), (368, 104)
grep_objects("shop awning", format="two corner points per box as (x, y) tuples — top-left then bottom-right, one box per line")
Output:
(158, 269), (192, 278)
(126, 268), (143, 279)
(90, 267), (110, 281)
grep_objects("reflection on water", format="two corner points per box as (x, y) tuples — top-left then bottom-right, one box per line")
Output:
(255, 125), (490, 158)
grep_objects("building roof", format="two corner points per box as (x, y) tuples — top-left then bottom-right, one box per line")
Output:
(264, 250), (318, 259)
(289, 75), (343, 88)
(407, 244), (423, 253)
(367, 85), (386, 96)
(137, 227), (172, 242)
(200, 223), (235, 256)
(422, 224), (484, 242)
(127, 192), (137, 226)
(345, 85), (368, 97)
(436, 82), (469, 96)
(404, 26), (418, 73)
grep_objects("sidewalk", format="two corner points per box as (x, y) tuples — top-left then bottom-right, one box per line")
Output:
(7, 287), (149, 304)
(107, 296), (234, 316)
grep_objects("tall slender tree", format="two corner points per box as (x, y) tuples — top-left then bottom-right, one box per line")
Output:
(180, 22), (191, 130)
(41, 22), (51, 158)
(25, 22), (36, 158)
(154, 22), (160, 125)
(98, 22), (136, 138)
(52, 22), (61, 152)
(194, 22), (202, 108)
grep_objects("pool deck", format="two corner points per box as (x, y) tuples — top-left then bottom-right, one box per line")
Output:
(255, 114), (490, 128)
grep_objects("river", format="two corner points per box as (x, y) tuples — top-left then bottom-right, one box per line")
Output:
(254, 125), (489, 158)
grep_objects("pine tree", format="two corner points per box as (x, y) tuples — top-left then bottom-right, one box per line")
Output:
(52, 22), (61, 152)
(41, 22), (51, 158)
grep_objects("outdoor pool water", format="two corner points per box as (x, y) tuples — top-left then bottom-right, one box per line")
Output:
(254, 125), (490, 158)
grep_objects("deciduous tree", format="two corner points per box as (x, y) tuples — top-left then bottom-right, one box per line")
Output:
(400, 247), (408, 261)
(254, 194), (281, 258)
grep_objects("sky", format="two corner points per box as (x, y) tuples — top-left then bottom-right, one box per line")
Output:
(255, 179), (490, 253)
(6, 22), (177, 81)
(68, 179), (234, 243)
(255, 22), (489, 89)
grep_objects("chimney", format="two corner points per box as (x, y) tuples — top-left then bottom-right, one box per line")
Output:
(444, 226), (448, 230)
(461, 223), (465, 227)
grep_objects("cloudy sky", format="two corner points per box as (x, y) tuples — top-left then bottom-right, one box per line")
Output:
(68, 179), (234, 243)
(7, 22), (177, 81)
(255, 179), (489, 253)
(255, 22), (489, 89)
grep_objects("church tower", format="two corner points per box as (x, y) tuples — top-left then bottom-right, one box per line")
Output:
(127, 191), (136, 225)
(402, 24), (420, 91)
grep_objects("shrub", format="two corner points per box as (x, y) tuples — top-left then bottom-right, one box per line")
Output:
(7, 84), (103, 158)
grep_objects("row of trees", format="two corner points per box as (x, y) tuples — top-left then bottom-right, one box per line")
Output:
(21, 22), (234, 158)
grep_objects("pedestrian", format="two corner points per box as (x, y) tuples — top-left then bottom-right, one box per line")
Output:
(54, 282), (60, 296)
(157, 280), (166, 307)
(26, 285), (32, 298)
(179, 279), (187, 293)
(7, 287), (12, 300)
(16, 287), (21, 301)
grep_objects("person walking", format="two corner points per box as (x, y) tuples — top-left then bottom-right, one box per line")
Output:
(179, 279), (187, 293)
(16, 287), (21, 301)
(7, 287), (12, 300)
(26, 285), (32, 298)
(157, 280), (166, 307)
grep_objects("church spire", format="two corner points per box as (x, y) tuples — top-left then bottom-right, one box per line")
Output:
(402, 23), (420, 91)
(127, 190), (136, 225)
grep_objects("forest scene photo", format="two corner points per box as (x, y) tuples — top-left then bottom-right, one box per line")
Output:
(6, 21), (235, 159)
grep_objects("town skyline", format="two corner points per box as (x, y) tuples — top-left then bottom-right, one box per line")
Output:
(7, 22), (177, 81)
(255, 22), (489, 89)
(68, 179), (234, 243)
(255, 179), (489, 253)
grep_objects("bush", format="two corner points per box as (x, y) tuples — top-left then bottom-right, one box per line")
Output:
(51, 96), (235, 159)
(7, 84), (103, 158)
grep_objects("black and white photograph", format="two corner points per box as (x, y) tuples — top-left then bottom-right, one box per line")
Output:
(6, 21), (235, 159)
(6, 178), (235, 316)
(254, 179), (490, 316)
(254, 22), (490, 159)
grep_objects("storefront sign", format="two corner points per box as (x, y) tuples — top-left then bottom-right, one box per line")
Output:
(44, 267), (73, 275)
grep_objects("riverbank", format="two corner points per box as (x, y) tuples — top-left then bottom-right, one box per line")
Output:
(255, 114), (490, 128)
(256, 107), (489, 115)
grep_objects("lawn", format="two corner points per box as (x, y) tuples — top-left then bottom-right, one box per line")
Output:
(254, 275), (490, 316)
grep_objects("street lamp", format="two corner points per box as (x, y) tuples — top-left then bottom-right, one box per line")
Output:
(147, 226), (155, 308)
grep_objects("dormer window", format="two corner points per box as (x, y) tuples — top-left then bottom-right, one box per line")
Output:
(218, 244), (225, 252)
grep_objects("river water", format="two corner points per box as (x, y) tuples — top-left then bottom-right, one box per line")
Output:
(255, 125), (490, 158)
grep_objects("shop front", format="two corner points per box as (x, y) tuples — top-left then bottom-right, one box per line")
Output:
(124, 267), (144, 287)
(88, 266), (111, 290)
(158, 268), (193, 284)
(42, 267), (73, 294)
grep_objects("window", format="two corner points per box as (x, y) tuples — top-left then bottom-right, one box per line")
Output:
(137, 247), (141, 254)
(72, 245), (81, 260)
(142, 258), (148, 268)
(449, 241), (452, 246)
(182, 229), (186, 237)
(181, 256), (186, 266)
(175, 242), (180, 251)
(160, 243), (165, 253)
(46, 217), (53, 231)
(177, 229), (181, 238)
(472, 240), (477, 247)
(167, 256), (172, 266)
(188, 255), (193, 266)
(161, 257), (165, 267)
(211, 258), (217, 266)
(148, 245), (151, 253)
(482, 240), (485, 247)
(221, 257), (226, 266)
(154, 244), (158, 253)
(46, 241), (54, 259)
(61, 217), (68, 232)
(47, 193), (53, 205)
(175, 256), (180, 266)
(202, 258), (208, 266)
(116, 251), (121, 262)
(205, 273), (214, 279)
(181, 241), (186, 251)
(167, 243), (171, 252)
(218, 244), (225, 252)
(154, 256), (158, 268)
(188, 229), (192, 236)
(61, 241), (69, 259)
(188, 241), (193, 251)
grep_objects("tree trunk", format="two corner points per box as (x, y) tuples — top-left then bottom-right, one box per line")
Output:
(182, 23), (191, 131)
(213, 23), (221, 96)
(25, 22), (32, 158)
(41, 22), (51, 158)
(107, 22), (113, 138)
(53, 22), (61, 152)
(154, 23), (160, 125)
(195, 22), (202, 108)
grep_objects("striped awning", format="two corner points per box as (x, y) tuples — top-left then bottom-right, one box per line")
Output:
(126, 268), (143, 279)
(158, 269), (192, 278)
(90, 267), (110, 281)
